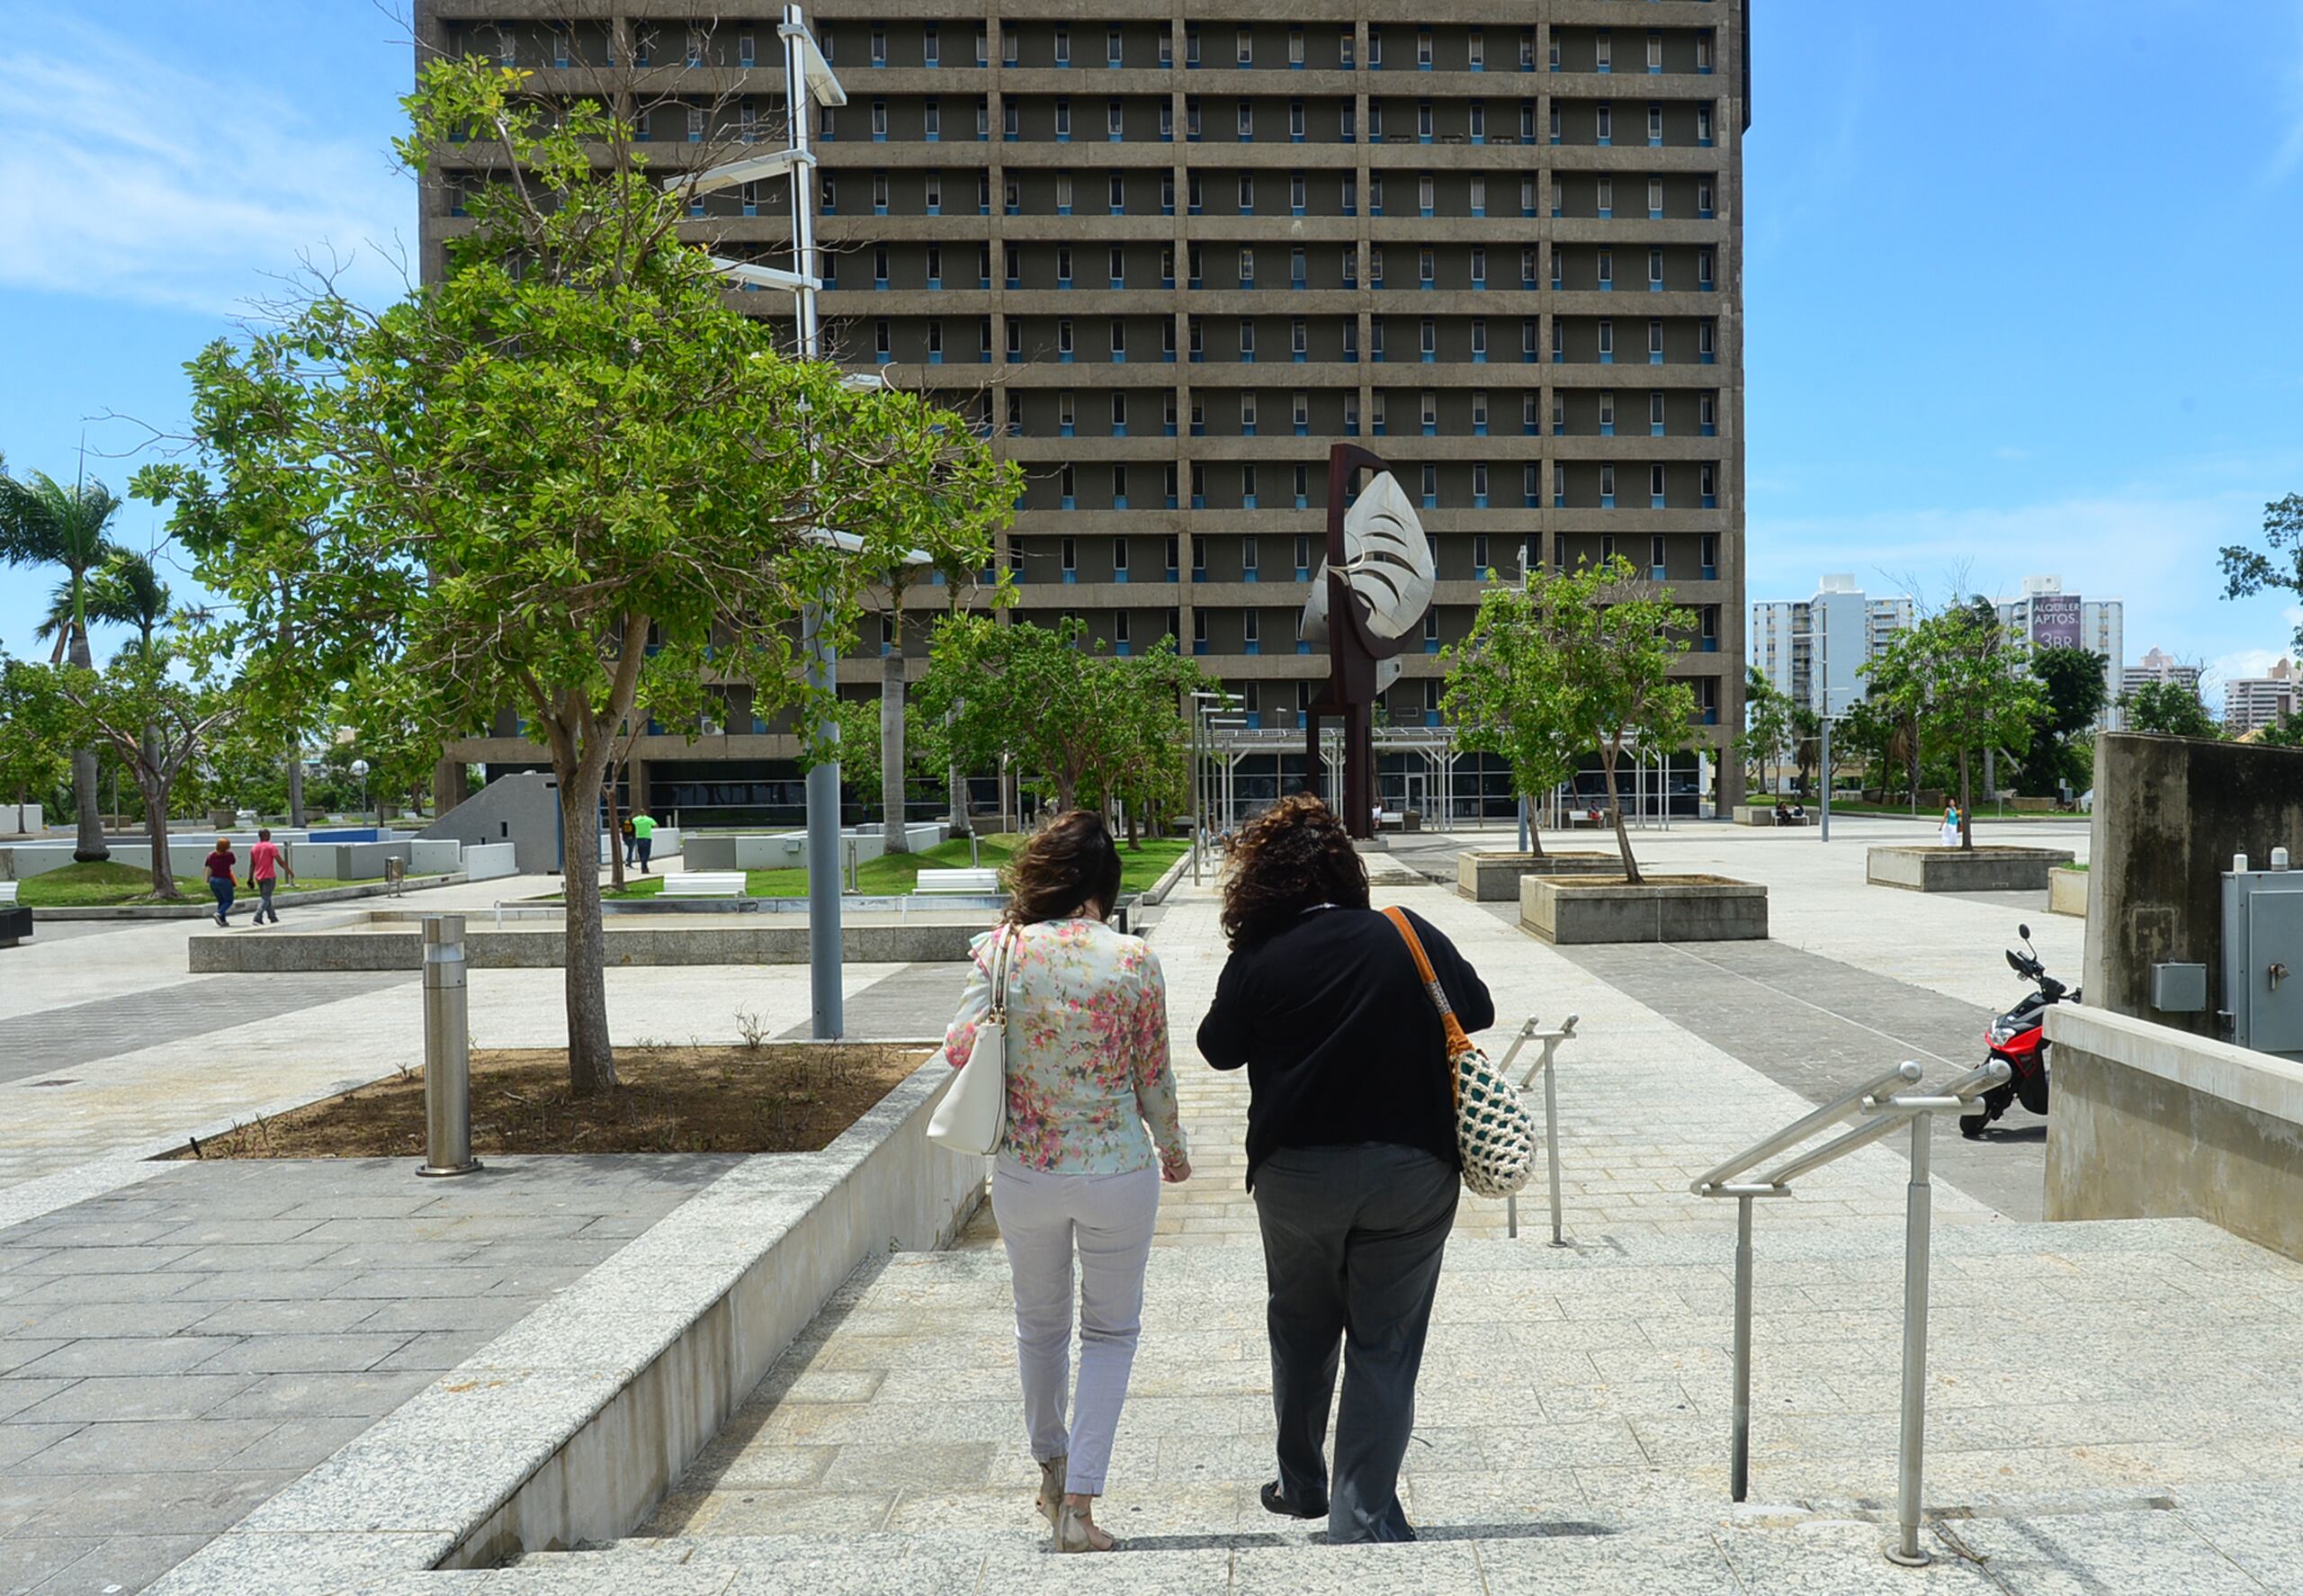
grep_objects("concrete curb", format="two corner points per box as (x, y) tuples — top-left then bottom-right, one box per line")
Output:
(1140, 847), (1196, 906)
(144, 1057), (986, 1596)
(32, 874), (466, 921)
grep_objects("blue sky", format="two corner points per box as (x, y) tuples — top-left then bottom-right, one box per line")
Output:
(4, 1), (2300, 701)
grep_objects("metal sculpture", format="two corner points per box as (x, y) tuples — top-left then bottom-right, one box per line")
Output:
(1300, 444), (1435, 838)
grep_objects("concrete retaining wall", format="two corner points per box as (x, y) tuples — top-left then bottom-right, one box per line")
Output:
(147, 1059), (987, 1592)
(1, 802), (40, 837)
(187, 918), (983, 973)
(1730, 805), (1810, 827)
(1520, 875), (1768, 944)
(464, 843), (518, 881)
(598, 828), (683, 865)
(1867, 846), (2075, 893)
(686, 823), (948, 873)
(2045, 1005), (2303, 1262)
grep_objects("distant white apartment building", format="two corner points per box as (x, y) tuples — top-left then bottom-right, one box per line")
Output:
(1750, 575), (1915, 718)
(2120, 647), (2202, 704)
(1996, 575), (2123, 731)
(2226, 658), (2298, 734)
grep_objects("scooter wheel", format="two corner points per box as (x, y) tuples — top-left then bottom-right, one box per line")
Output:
(1958, 1114), (1987, 1141)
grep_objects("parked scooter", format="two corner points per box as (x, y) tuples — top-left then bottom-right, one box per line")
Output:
(1962, 922), (2074, 1139)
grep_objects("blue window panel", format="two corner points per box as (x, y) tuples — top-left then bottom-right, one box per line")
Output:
(1703, 492), (1718, 509)
(1058, 202), (1072, 215)
(1421, 492), (1437, 508)
(1702, 562), (1718, 580)
(1600, 492), (1616, 508)
(1420, 350), (1435, 363)
(1242, 495), (1258, 511)
(1061, 422), (1075, 437)
(1242, 421), (1257, 436)
(1651, 494), (1666, 510)
(1473, 350), (1487, 364)
(1191, 419), (1205, 437)
(1166, 493), (1180, 508)
(1650, 206), (1664, 220)
(1244, 640), (1259, 656)
(1061, 350), (1075, 363)
(1423, 636), (1439, 654)
(1113, 423), (1127, 437)
(1113, 497), (1129, 512)
(1553, 489), (1566, 507)
(1474, 493), (1489, 509)
(1421, 419), (1437, 438)
(1244, 712), (1262, 728)
(1424, 710), (1441, 727)
(1701, 351), (1715, 364)
(1191, 494), (1206, 508)
(1165, 417), (1178, 435)
(1600, 421), (1615, 437)
(1651, 421), (1665, 438)
(1702, 422), (1717, 437)
(927, 351), (944, 364)
(1373, 418), (1387, 436)
(927, 275), (942, 290)
(1474, 421), (1488, 437)
(1598, 206), (1611, 220)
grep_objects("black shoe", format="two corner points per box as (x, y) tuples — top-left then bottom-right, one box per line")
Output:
(1261, 1482), (1328, 1520)
(1958, 1114), (1986, 1141)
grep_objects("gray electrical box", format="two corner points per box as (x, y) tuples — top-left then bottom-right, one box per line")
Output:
(2151, 963), (2209, 1014)
(2220, 867), (2303, 1059)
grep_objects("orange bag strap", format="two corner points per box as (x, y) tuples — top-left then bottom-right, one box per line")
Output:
(1383, 909), (1472, 1105)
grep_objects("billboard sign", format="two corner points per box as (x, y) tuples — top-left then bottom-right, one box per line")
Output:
(2030, 594), (2083, 649)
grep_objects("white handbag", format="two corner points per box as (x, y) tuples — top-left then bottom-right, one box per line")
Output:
(928, 926), (1013, 1156)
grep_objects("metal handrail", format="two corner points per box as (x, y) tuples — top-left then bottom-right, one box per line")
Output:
(1494, 1014), (1579, 1244)
(1691, 1062), (1921, 1196)
(1693, 1058), (2010, 1569)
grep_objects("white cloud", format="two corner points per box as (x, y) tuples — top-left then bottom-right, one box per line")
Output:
(0, 24), (413, 315)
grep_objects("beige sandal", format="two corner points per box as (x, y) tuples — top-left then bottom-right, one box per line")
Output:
(1035, 1456), (1068, 1527)
(1054, 1497), (1118, 1554)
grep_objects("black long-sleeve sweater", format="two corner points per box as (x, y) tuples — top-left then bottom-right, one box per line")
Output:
(1196, 904), (1494, 1188)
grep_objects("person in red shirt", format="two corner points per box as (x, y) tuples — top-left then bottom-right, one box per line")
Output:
(202, 838), (238, 927)
(246, 827), (295, 926)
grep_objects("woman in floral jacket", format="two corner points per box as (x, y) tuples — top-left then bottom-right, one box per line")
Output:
(943, 810), (1189, 1553)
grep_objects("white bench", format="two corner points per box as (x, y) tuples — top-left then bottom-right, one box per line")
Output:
(663, 871), (748, 899)
(918, 868), (1001, 895)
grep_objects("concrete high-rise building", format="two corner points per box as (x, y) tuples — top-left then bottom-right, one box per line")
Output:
(2120, 647), (2201, 704)
(2225, 658), (2297, 735)
(417, 3), (1752, 822)
(1749, 575), (1911, 717)
(1997, 576), (2122, 731)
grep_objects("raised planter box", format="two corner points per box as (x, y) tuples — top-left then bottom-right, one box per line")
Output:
(1456, 850), (1623, 901)
(2049, 866), (2089, 918)
(1731, 805), (1810, 827)
(1867, 846), (2076, 893)
(1520, 874), (1768, 945)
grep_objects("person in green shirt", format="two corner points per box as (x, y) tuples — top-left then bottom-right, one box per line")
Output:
(630, 810), (657, 874)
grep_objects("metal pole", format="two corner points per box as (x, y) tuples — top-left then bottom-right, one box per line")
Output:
(1190, 705), (1203, 884)
(1731, 1191), (1753, 1503)
(417, 915), (479, 1178)
(1886, 1112), (1935, 1566)
(1819, 625), (1832, 843)
(1544, 1047), (1564, 1246)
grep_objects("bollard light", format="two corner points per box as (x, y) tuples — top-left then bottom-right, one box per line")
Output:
(417, 914), (481, 1177)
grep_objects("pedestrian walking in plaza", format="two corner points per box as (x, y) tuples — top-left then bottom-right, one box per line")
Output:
(1940, 802), (1961, 847)
(620, 816), (637, 867)
(629, 809), (656, 873)
(1197, 793), (1494, 1544)
(246, 827), (294, 925)
(940, 809), (1190, 1554)
(202, 837), (238, 927)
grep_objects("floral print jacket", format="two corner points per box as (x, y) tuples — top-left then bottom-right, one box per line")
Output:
(942, 917), (1187, 1174)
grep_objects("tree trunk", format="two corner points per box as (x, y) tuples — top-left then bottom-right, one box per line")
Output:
(66, 619), (108, 864)
(605, 762), (626, 892)
(287, 750), (306, 828)
(139, 769), (181, 900)
(1521, 790), (1547, 857)
(1958, 749), (1974, 852)
(1600, 746), (1642, 885)
(881, 648), (909, 853)
(559, 773), (618, 1097)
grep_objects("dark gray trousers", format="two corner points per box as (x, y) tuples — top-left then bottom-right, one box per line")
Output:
(1252, 1142), (1459, 1543)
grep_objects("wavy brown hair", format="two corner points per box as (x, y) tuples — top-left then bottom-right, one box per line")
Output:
(1004, 809), (1125, 926)
(1220, 793), (1369, 948)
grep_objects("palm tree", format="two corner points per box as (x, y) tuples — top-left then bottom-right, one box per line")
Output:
(0, 464), (127, 860)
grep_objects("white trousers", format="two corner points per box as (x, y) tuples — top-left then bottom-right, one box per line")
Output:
(990, 1158), (1160, 1495)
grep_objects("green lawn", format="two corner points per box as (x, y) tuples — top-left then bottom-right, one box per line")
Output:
(15, 862), (382, 909)
(600, 833), (1189, 901)
(1818, 800), (2083, 820)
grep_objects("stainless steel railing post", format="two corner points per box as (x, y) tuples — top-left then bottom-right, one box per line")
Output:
(417, 915), (480, 1178)
(1543, 1048), (1564, 1246)
(1886, 1109), (1934, 1566)
(1731, 1191), (1754, 1504)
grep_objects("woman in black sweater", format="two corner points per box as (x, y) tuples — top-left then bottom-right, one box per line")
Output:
(1196, 794), (1493, 1543)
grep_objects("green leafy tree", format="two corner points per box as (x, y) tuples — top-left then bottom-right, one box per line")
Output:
(2019, 645), (2109, 795)
(136, 58), (1018, 1096)
(0, 463), (126, 860)
(1439, 584), (1588, 857)
(0, 656), (73, 835)
(1790, 703), (1824, 797)
(917, 615), (1209, 834)
(2263, 710), (2303, 749)
(42, 642), (239, 900)
(1868, 599), (2048, 848)
(1734, 666), (1795, 799)
(2220, 493), (2303, 655)
(2117, 677), (2221, 740)
(1833, 695), (1901, 801)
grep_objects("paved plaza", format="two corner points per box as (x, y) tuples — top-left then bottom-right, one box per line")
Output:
(6, 818), (2300, 1592)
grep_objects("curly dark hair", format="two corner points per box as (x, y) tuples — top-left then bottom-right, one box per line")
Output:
(1003, 809), (1124, 926)
(1219, 793), (1369, 948)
